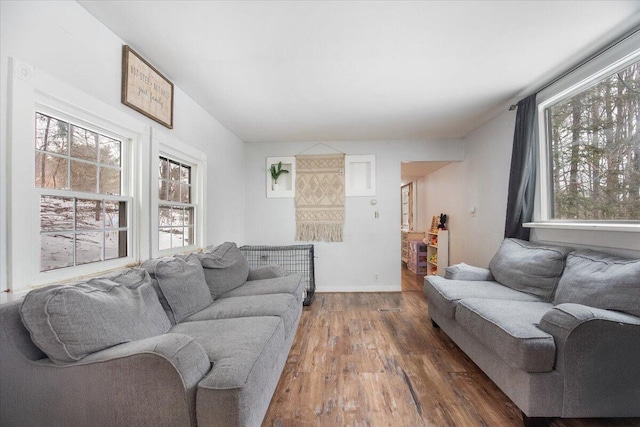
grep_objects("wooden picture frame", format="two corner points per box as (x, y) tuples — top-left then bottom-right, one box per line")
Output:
(121, 45), (174, 129)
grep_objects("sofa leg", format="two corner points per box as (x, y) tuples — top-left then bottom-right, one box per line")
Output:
(430, 319), (440, 329)
(521, 412), (549, 427)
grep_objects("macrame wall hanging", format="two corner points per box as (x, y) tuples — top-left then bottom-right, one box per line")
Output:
(295, 153), (345, 242)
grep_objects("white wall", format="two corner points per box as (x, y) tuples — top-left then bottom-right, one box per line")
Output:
(244, 140), (464, 292)
(0, 1), (246, 292)
(416, 110), (515, 267)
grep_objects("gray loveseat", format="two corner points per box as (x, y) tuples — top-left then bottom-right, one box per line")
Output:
(0, 242), (304, 427)
(424, 238), (640, 426)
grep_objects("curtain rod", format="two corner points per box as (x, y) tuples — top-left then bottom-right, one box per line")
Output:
(509, 25), (640, 111)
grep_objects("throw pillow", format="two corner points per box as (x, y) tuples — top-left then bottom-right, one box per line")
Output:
(187, 242), (249, 298)
(142, 256), (213, 323)
(553, 250), (640, 317)
(20, 272), (171, 364)
(489, 238), (572, 302)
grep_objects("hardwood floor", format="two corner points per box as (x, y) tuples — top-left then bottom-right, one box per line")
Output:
(262, 267), (640, 427)
(401, 264), (426, 292)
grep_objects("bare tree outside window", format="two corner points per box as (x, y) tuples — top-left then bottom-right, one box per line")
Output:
(158, 156), (195, 250)
(35, 113), (127, 271)
(548, 60), (640, 221)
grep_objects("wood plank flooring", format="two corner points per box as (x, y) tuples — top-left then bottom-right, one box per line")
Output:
(262, 266), (640, 427)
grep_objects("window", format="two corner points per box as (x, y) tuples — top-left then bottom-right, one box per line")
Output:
(158, 156), (195, 250)
(401, 183), (413, 230)
(35, 112), (129, 271)
(542, 59), (640, 222)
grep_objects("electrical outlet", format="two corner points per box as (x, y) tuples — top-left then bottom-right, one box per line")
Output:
(373, 274), (380, 283)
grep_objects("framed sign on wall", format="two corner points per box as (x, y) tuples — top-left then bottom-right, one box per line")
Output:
(121, 45), (174, 129)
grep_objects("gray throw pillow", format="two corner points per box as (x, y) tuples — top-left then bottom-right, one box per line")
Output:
(188, 242), (250, 298)
(489, 238), (572, 302)
(20, 271), (171, 364)
(142, 257), (213, 323)
(553, 250), (640, 317)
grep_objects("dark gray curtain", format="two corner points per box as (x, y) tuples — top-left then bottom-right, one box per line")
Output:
(504, 94), (537, 240)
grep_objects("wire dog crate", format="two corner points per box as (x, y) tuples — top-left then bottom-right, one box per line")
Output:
(239, 244), (315, 306)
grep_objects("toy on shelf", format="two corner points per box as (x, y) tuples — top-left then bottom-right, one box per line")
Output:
(438, 213), (448, 230)
(430, 216), (439, 233)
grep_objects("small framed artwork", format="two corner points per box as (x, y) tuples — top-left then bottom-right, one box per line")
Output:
(266, 156), (295, 198)
(121, 45), (174, 129)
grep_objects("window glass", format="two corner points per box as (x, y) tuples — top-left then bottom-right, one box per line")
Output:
(158, 156), (195, 250)
(36, 112), (128, 271)
(546, 60), (640, 221)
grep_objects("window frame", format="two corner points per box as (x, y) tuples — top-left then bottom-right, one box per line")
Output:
(32, 105), (135, 279)
(530, 32), (640, 234)
(150, 129), (206, 258)
(7, 59), (148, 291)
(34, 110), (131, 273)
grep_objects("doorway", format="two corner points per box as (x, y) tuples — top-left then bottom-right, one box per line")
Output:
(400, 161), (451, 292)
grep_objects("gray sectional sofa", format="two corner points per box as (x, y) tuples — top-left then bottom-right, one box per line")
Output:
(0, 242), (304, 427)
(424, 238), (640, 426)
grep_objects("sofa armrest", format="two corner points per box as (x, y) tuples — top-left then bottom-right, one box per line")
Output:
(444, 263), (494, 281)
(247, 264), (287, 281)
(81, 333), (211, 385)
(539, 303), (640, 338)
(537, 303), (640, 417)
(2, 333), (210, 426)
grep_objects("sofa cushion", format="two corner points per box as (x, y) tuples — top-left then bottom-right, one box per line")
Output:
(170, 316), (285, 388)
(553, 250), (640, 317)
(424, 275), (542, 319)
(219, 274), (304, 304)
(20, 271), (171, 364)
(489, 238), (572, 302)
(183, 293), (300, 338)
(142, 257), (213, 323)
(187, 242), (250, 299)
(247, 264), (288, 281)
(455, 298), (556, 373)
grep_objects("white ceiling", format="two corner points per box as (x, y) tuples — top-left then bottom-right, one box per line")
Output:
(79, 1), (640, 143)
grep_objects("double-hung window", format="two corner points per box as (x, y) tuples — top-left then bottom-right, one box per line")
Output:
(35, 112), (130, 271)
(151, 130), (206, 257)
(158, 156), (195, 250)
(7, 60), (147, 293)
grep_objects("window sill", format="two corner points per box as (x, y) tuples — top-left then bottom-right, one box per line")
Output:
(523, 222), (640, 233)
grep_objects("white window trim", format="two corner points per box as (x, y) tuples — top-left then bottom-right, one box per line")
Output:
(266, 156), (295, 198)
(527, 30), (640, 238)
(7, 58), (150, 294)
(345, 154), (376, 197)
(150, 128), (207, 258)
